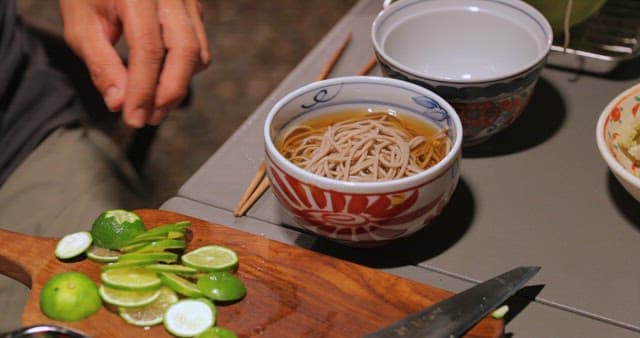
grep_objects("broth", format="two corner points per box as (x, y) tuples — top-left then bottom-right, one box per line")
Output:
(275, 108), (450, 182)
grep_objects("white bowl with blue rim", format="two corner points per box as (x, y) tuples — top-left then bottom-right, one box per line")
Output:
(372, 0), (553, 146)
(264, 76), (462, 246)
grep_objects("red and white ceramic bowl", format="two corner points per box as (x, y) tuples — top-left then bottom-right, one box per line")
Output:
(264, 76), (463, 246)
(596, 82), (640, 203)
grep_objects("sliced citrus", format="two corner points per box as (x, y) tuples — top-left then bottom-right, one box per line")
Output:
(118, 252), (179, 263)
(181, 245), (238, 272)
(119, 242), (148, 253)
(99, 284), (160, 308)
(167, 230), (185, 239)
(137, 221), (190, 238)
(146, 264), (198, 275)
(133, 239), (187, 253)
(196, 327), (238, 338)
(121, 235), (168, 247)
(118, 287), (178, 327)
(54, 231), (92, 260)
(164, 299), (215, 337)
(101, 267), (162, 291)
(40, 272), (102, 321)
(158, 272), (203, 298)
(87, 245), (121, 263)
(197, 271), (246, 302)
(101, 260), (156, 271)
(90, 209), (146, 249)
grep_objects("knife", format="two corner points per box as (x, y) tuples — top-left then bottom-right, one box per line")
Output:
(364, 266), (540, 338)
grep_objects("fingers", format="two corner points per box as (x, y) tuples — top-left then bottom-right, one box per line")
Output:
(61, 0), (212, 128)
(59, 0), (127, 113)
(117, 0), (165, 128)
(145, 0), (199, 125)
(185, 0), (212, 73)
(146, 0), (211, 125)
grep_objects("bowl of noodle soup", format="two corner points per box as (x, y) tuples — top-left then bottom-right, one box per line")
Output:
(264, 76), (462, 245)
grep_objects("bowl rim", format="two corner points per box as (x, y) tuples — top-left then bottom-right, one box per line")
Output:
(596, 82), (640, 188)
(371, 0), (553, 84)
(263, 75), (463, 192)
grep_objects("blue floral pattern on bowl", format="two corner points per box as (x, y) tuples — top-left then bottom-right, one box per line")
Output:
(378, 57), (546, 146)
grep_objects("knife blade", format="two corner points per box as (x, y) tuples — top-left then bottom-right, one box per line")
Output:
(364, 266), (540, 338)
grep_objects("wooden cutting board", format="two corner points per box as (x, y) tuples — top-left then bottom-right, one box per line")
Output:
(0, 209), (503, 337)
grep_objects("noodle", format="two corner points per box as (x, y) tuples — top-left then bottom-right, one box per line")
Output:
(277, 111), (451, 182)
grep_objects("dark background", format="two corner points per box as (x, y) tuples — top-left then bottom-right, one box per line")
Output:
(18, 0), (358, 207)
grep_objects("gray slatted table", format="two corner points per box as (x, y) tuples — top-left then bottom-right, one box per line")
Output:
(162, 0), (640, 336)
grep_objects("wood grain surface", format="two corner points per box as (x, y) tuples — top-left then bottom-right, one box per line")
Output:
(0, 209), (503, 337)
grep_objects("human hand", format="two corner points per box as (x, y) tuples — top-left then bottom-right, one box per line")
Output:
(59, 0), (211, 128)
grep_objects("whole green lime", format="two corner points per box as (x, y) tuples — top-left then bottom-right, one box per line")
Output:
(90, 209), (146, 249)
(40, 271), (102, 321)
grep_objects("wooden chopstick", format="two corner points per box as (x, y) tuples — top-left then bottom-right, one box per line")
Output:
(233, 162), (266, 216)
(234, 34), (377, 217)
(358, 55), (378, 76)
(315, 33), (352, 81)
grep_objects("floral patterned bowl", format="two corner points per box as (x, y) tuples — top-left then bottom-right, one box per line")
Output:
(372, 0), (552, 146)
(596, 82), (640, 203)
(264, 76), (463, 246)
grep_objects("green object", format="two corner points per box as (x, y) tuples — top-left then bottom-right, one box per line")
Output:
(158, 272), (204, 298)
(196, 327), (238, 338)
(145, 263), (198, 275)
(54, 231), (92, 260)
(90, 209), (146, 249)
(86, 245), (121, 263)
(491, 305), (510, 320)
(118, 251), (179, 263)
(132, 239), (187, 253)
(524, 0), (606, 34)
(99, 285), (160, 308)
(197, 271), (246, 302)
(39, 272), (102, 322)
(118, 287), (179, 327)
(101, 260), (157, 271)
(182, 245), (239, 272)
(164, 299), (216, 337)
(101, 267), (162, 291)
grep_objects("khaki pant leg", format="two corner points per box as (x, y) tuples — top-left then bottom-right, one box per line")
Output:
(0, 126), (149, 331)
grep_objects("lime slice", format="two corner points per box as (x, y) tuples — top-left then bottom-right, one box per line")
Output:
(55, 231), (92, 260)
(119, 252), (179, 263)
(121, 235), (168, 247)
(164, 299), (215, 337)
(197, 271), (246, 302)
(146, 264), (198, 275)
(102, 251), (177, 270)
(167, 231), (185, 239)
(40, 272), (102, 321)
(181, 245), (239, 272)
(101, 260), (157, 271)
(90, 209), (146, 249)
(87, 245), (121, 263)
(137, 221), (190, 238)
(158, 272), (203, 298)
(133, 239), (187, 253)
(121, 222), (189, 247)
(119, 242), (148, 253)
(101, 267), (162, 291)
(119, 287), (178, 327)
(99, 284), (160, 308)
(196, 327), (238, 338)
